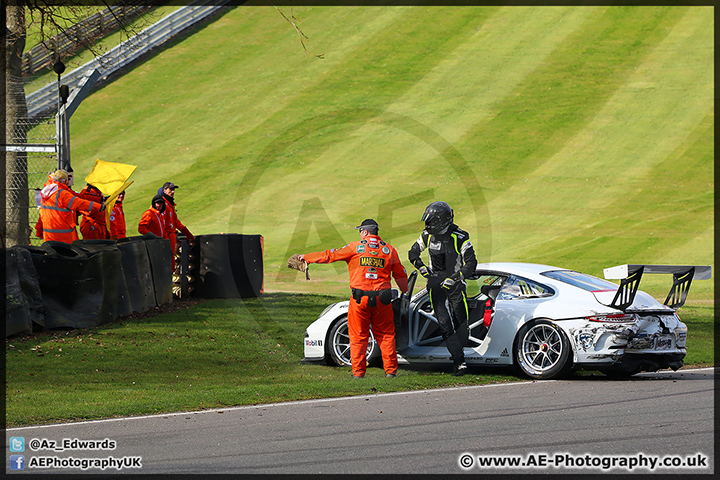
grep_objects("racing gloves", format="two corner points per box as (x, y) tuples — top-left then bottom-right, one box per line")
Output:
(441, 272), (463, 290)
(418, 266), (463, 290)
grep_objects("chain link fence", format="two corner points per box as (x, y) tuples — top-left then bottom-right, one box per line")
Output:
(6, 74), (58, 246)
(6, 0), (231, 247)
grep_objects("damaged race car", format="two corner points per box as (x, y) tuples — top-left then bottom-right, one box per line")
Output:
(303, 263), (711, 379)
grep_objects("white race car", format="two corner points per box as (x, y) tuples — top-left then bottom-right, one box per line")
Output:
(303, 263), (710, 379)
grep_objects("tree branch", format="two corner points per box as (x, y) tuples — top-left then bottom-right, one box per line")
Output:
(274, 5), (324, 59)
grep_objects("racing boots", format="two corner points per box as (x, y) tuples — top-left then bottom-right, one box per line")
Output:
(453, 362), (468, 376)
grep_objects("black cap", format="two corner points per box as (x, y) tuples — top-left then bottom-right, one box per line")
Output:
(355, 219), (379, 232)
(162, 182), (178, 190)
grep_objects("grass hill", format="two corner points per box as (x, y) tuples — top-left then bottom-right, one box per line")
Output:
(67, 5), (713, 298)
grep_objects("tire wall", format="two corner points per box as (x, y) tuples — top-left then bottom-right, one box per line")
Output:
(3, 235), (173, 337)
(72, 240), (123, 327)
(116, 237), (155, 313)
(4, 246), (44, 336)
(144, 237), (173, 305)
(29, 242), (100, 329)
(192, 234), (264, 298)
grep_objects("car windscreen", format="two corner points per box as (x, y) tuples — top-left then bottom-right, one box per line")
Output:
(541, 270), (618, 292)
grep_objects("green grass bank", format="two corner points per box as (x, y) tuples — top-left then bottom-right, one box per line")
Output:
(62, 6), (712, 298)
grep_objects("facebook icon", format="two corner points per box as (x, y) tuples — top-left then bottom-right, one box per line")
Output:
(9, 455), (25, 470)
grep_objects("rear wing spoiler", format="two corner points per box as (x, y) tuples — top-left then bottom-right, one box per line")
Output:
(602, 264), (711, 311)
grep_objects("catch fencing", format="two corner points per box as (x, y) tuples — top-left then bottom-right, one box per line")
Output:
(21, 2), (152, 77)
(13, 0), (231, 246)
(26, 0), (232, 120)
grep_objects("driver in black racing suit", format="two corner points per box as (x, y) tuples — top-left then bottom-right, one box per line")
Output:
(408, 201), (477, 376)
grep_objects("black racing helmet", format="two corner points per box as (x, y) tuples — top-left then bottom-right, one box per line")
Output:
(422, 201), (453, 234)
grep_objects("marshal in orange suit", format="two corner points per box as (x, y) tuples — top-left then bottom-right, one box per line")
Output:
(300, 219), (408, 378)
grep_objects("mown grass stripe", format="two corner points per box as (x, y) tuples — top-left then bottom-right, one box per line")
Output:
(486, 7), (713, 267)
(232, 7), (499, 145)
(389, 7), (598, 143)
(453, 6), (688, 182)
(64, 6), (712, 296)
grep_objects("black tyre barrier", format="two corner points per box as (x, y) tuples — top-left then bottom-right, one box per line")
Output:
(114, 265), (134, 317)
(73, 239), (117, 247)
(43, 241), (88, 259)
(3, 246), (44, 336)
(24, 244), (54, 257)
(73, 240), (132, 317)
(144, 237), (173, 306)
(119, 234), (171, 307)
(30, 241), (122, 329)
(116, 239), (156, 313)
(73, 241), (123, 326)
(192, 234), (264, 298)
(4, 236), (174, 337)
(118, 233), (159, 244)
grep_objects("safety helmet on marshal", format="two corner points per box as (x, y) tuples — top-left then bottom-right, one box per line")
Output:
(50, 169), (69, 183)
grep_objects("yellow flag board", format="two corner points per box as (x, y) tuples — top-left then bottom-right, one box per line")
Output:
(85, 159), (137, 197)
(84, 159), (137, 233)
(104, 180), (133, 231)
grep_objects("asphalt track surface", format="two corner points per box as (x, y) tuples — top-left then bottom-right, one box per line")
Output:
(6, 367), (715, 475)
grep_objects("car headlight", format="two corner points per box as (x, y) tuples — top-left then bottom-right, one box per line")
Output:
(318, 302), (338, 318)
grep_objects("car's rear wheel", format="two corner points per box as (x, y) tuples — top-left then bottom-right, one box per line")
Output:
(326, 315), (380, 367)
(514, 319), (572, 379)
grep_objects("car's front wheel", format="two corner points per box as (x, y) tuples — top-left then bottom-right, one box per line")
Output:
(326, 315), (380, 367)
(514, 319), (572, 379)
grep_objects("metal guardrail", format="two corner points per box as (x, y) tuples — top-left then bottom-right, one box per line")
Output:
(27, 0), (231, 120)
(22, 3), (152, 76)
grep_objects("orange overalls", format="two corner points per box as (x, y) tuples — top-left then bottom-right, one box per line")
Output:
(305, 234), (409, 376)
(138, 207), (166, 238)
(109, 201), (126, 240)
(38, 180), (103, 244)
(77, 185), (108, 239)
(159, 196), (193, 270)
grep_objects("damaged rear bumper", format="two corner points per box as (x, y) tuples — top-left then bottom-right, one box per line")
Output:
(603, 352), (685, 374)
(574, 351), (686, 374)
(564, 312), (687, 374)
